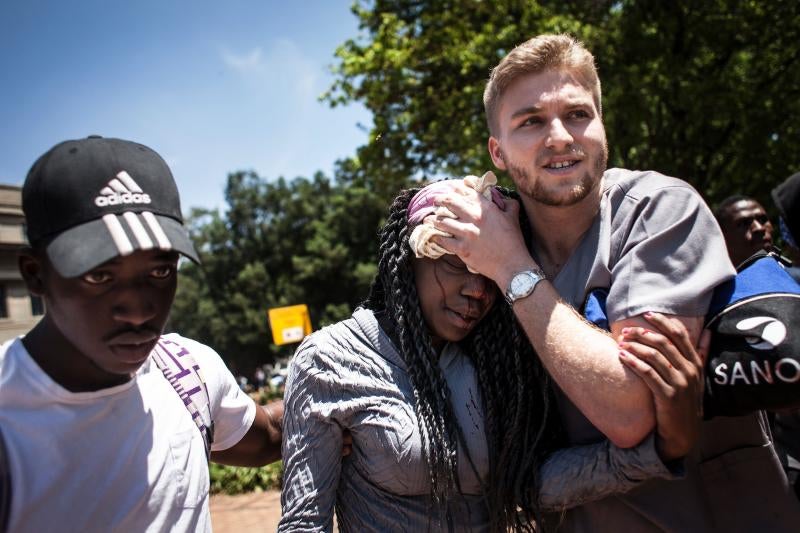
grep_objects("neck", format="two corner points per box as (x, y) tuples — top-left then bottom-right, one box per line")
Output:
(520, 181), (603, 278)
(22, 316), (132, 392)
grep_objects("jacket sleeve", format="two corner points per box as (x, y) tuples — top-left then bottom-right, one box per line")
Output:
(278, 339), (344, 533)
(538, 433), (683, 512)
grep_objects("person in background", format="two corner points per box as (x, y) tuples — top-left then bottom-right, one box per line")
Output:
(770, 171), (800, 499)
(254, 366), (266, 389)
(714, 195), (774, 267)
(772, 172), (800, 282)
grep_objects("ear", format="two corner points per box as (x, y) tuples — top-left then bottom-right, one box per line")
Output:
(488, 136), (507, 170)
(18, 248), (45, 296)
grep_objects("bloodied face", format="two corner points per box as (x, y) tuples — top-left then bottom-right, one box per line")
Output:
(413, 254), (497, 349)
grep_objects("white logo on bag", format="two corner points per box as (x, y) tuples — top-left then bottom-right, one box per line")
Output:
(94, 171), (152, 207)
(713, 359), (800, 385)
(735, 316), (787, 350)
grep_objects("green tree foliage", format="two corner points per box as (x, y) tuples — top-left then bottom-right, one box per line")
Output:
(172, 0), (800, 370)
(598, 0), (800, 205)
(326, 0), (800, 206)
(209, 461), (283, 494)
(170, 170), (386, 371)
(325, 0), (574, 187)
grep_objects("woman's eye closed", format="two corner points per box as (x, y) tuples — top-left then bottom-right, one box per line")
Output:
(442, 258), (468, 272)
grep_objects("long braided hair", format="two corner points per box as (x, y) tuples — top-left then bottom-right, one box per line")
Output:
(363, 187), (561, 531)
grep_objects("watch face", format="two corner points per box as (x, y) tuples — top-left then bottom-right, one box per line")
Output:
(511, 272), (535, 295)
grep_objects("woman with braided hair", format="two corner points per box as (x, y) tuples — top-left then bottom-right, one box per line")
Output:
(279, 181), (704, 532)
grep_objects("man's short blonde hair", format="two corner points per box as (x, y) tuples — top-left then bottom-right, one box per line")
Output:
(483, 34), (602, 136)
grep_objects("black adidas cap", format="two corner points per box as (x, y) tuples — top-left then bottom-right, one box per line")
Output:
(23, 136), (200, 277)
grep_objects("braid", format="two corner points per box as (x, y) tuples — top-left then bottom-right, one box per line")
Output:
(365, 187), (561, 531)
(465, 281), (560, 531)
(364, 189), (462, 516)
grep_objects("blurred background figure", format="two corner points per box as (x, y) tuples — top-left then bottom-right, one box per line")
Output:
(715, 195), (774, 267)
(772, 173), (800, 282)
(770, 172), (800, 501)
(254, 367), (266, 390)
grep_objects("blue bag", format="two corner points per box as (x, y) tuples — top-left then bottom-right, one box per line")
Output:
(704, 250), (800, 417)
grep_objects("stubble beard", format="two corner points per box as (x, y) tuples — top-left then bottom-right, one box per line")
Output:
(505, 142), (609, 207)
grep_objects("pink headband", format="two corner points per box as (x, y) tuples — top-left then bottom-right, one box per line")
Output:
(407, 180), (505, 226)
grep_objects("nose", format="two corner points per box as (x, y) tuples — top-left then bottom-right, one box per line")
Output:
(545, 118), (574, 151)
(750, 219), (771, 240)
(754, 219), (773, 232)
(462, 274), (492, 301)
(111, 283), (158, 327)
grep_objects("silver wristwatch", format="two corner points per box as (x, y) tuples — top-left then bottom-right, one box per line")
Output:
(504, 268), (546, 305)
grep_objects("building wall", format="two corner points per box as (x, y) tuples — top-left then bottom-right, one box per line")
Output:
(0, 184), (42, 343)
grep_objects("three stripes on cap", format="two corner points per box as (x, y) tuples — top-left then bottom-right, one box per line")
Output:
(102, 213), (173, 256)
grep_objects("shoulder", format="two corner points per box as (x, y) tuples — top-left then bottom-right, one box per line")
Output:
(604, 168), (701, 200)
(603, 168), (709, 219)
(155, 333), (235, 391)
(0, 338), (17, 370)
(0, 338), (38, 394)
(287, 310), (397, 397)
(156, 333), (230, 371)
(291, 314), (371, 374)
(159, 333), (218, 357)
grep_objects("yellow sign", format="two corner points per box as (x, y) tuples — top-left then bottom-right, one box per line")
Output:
(267, 304), (312, 345)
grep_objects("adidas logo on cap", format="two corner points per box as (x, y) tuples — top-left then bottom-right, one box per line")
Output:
(94, 171), (152, 207)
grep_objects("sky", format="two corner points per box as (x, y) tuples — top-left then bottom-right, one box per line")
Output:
(0, 0), (372, 211)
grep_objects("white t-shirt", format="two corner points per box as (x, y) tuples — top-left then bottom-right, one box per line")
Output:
(0, 333), (256, 533)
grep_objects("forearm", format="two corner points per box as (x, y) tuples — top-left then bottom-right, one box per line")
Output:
(509, 275), (655, 446)
(211, 400), (283, 466)
(254, 401), (284, 464)
(538, 433), (682, 512)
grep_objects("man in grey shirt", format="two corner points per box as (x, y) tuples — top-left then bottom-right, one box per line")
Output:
(433, 34), (800, 531)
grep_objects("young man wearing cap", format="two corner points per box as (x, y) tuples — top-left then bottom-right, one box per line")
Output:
(0, 136), (282, 532)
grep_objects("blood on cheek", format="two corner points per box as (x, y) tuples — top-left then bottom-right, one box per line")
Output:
(433, 262), (449, 309)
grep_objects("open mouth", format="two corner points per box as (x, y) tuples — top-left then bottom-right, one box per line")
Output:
(544, 160), (580, 170)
